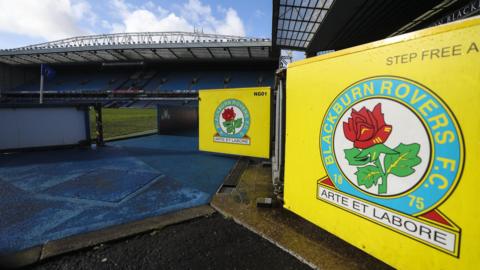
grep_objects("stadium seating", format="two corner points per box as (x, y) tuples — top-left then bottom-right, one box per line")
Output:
(12, 69), (274, 93)
(14, 80), (38, 92)
(116, 70), (157, 91)
(191, 72), (225, 90)
(159, 72), (193, 92)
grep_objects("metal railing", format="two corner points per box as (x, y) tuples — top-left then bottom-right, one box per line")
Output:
(2, 32), (271, 52)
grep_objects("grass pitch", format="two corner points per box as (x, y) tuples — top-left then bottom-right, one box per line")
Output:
(90, 108), (157, 139)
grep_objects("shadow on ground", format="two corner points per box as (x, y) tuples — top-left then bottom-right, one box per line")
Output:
(27, 213), (312, 270)
(212, 162), (394, 270)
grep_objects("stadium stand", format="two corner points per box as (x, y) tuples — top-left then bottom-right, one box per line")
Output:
(0, 32), (277, 105)
(1, 1), (476, 100)
(13, 69), (131, 93)
(10, 69), (273, 94)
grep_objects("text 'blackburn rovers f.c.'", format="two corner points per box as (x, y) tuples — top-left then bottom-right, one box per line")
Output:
(318, 76), (464, 256)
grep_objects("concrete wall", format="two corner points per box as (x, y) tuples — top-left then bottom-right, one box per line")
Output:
(0, 106), (90, 151)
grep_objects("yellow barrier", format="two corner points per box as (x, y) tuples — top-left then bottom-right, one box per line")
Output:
(284, 18), (480, 269)
(199, 87), (271, 158)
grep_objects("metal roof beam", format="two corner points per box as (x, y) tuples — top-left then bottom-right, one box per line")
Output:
(111, 50), (129, 61)
(206, 47), (215, 58)
(150, 49), (163, 60)
(70, 52), (91, 62)
(131, 49), (146, 60)
(2, 32), (269, 51)
(29, 53), (57, 64)
(225, 48), (233, 58)
(85, 51), (109, 62)
(0, 56), (26, 65)
(16, 55), (44, 64)
(103, 50), (124, 61)
(187, 48), (197, 59)
(55, 52), (81, 62)
(168, 48), (179, 59)
(0, 41), (272, 56)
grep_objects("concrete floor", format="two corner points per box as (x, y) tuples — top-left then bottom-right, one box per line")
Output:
(0, 135), (398, 269)
(211, 162), (393, 270)
(0, 135), (236, 258)
(29, 213), (313, 270)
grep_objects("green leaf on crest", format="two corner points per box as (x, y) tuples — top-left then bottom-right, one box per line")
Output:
(384, 143), (421, 177)
(355, 165), (382, 188)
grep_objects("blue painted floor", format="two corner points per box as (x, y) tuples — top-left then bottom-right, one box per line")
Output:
(0, 135), (236, 254)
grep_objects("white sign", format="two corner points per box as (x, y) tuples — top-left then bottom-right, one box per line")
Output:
(317, 184), (457, 253)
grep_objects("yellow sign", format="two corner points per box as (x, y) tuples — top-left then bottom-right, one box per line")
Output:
(284, 18), (480, 269)
(199, 87), (270, 158)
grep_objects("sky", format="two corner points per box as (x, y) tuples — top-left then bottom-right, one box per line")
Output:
(0, 0), (273, 49)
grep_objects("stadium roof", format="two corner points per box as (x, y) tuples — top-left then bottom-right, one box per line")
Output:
(0, 32), (275, 65)
(272, 0), (334, 50)
(273, 0), (473, 55)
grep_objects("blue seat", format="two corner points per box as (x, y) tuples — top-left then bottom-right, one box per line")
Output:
(10, 69), (274, 93)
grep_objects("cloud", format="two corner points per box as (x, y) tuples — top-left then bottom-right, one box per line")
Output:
(0, 0), (95, 41)
(0, 0), (247, 46)
(180, 0), (245, 36)
(116, 10), (192, 33)
(216, 8), (245, 36)
(108, 0), (245, 36)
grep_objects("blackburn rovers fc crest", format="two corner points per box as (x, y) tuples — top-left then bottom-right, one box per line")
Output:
(317, 76), (464, 256)
(213, 99), (251, 145)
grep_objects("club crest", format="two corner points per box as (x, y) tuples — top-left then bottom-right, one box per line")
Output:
(317, 76), (464, 256)
(213, 99), (251, 145)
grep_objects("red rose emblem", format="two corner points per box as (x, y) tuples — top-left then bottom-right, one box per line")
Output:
(222, 107), (236, 121)
(343, 103), (392, 149)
